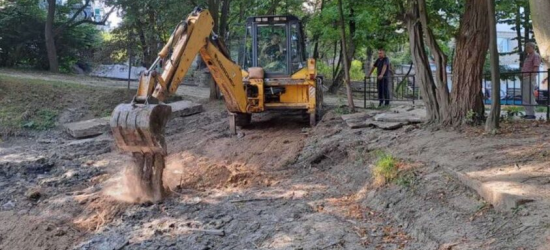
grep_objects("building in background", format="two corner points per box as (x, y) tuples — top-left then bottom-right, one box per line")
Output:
(497, 23), (521, 69)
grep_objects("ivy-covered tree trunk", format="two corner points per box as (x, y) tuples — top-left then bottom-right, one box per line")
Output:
(418, 0), (450, 122)
(449, 0), (489, 125)
(45, 0), (59, 73)
(405, 0), (440, 122)
(530, 0), (550, 67)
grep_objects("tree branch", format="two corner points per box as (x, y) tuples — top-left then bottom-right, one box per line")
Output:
(55, 0), (92, 35)
(67, 6), (116, 30)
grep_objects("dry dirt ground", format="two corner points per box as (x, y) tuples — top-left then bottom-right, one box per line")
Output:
(0, 70), (549, 250)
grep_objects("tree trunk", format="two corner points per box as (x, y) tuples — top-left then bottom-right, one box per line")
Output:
(449, 0), (490, 125)
(219, 0), (231, 39)
(329, 6), (357, 94)
(516, 6), (524, 69)
(208, 0), (222, 100)
(486, 0), (501, 131)
(208, 0), (220, 33)
(135, 23), (154, 67)
(530, 0), (550, 67)
(45, 0), (59, 72)
(418, 0), (450, 122)
(405, 0), (440, 122)
(337, 0), (355, 112)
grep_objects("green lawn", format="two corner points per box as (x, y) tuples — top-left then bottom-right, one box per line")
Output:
(0, 75), (134, 133)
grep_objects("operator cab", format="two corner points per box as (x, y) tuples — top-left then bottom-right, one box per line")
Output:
(242, 15), (307, 78)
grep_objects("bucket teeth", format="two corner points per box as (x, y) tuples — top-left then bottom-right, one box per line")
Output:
(110, 104), (172, 155)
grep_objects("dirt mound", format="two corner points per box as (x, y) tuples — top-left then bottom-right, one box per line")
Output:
(73, 195), (129, 232)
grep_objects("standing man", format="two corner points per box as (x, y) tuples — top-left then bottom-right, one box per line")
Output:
(368, 48), (391, 107)
(521, 42), (542, 119)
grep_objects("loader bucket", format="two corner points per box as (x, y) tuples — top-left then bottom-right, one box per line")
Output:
(110, 104), (172, 155)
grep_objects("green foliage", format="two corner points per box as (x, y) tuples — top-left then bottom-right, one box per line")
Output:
(372, 151), (398, 185)
(318, 60), (364, 81)
(350, 60), (365, 81)
(465, 109), (486, 126)
(503, 106), (525, 118)
(0, 0), (47, 68)
(22, 109), (59, 130)
(0, 0), (101, 71)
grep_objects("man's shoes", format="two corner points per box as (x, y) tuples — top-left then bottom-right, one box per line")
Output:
(522, 115), (536, 120)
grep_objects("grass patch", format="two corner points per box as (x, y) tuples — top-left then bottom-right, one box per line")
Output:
(372, 151), (399, 186)
(372, 150), (418, 187)
(0, 75), (134, 133)
(503, 106), (524, 119)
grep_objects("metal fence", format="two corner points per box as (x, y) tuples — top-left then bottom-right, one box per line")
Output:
(481, 71), (549, 106)
(350, 70), (550, 115)
(351, 75), (419, 108)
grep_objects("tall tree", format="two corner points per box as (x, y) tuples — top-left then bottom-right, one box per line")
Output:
(44, 0), (114, 72)
(448, 0), (490, 125)
(486, 0), (501, 131)
(45, 0), (58, 72)
(418, 0), (450, 122)
(404, 0), (441, 122)
(337, 0), (355, 112)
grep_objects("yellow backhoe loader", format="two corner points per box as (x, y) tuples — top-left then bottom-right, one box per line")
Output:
(109, 8), (322, 200)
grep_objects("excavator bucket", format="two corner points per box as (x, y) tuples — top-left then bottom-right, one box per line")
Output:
(110, 104), (172, 155)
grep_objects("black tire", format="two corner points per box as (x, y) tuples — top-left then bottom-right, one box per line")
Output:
(235, 113), (252, 127)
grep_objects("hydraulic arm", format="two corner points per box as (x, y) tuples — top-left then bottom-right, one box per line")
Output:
(109, 8), (249, 201)
(111, 8), (247, 156)
(108, 8), (321, 202)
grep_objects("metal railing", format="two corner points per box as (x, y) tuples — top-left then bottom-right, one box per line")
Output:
(347, 69), (550, 116)
(350, 75), (418, 108)
(482, 69), (550, 119)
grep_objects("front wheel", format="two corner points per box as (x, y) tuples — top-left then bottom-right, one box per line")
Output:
(310, 78), (324, 126)
(235, 113), (252, 127)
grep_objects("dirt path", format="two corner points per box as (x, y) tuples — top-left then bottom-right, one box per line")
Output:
(0, 70), (549, 249)
(2, 101), (548, 249)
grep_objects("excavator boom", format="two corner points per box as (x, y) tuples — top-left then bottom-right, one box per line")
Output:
(109, 8), (321, 202)
(109, 8), (250, 201)
(111, 8), (247, 156)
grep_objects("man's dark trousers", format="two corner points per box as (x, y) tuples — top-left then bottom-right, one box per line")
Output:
(377, 78), (390, 106)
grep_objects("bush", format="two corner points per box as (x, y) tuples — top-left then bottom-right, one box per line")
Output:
(0, 0), (101, 71)
(316, 60), (365, 81)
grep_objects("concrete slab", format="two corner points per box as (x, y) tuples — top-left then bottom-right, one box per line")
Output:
(444, 166), (535, 212)
(64, 101), (203, 139)
(365, 120), (405, 130)
(342, 112), (373, 129)
(169, 100), (203, 118)
(64, 117), (110, 139)
(374, 109), (425, 123)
